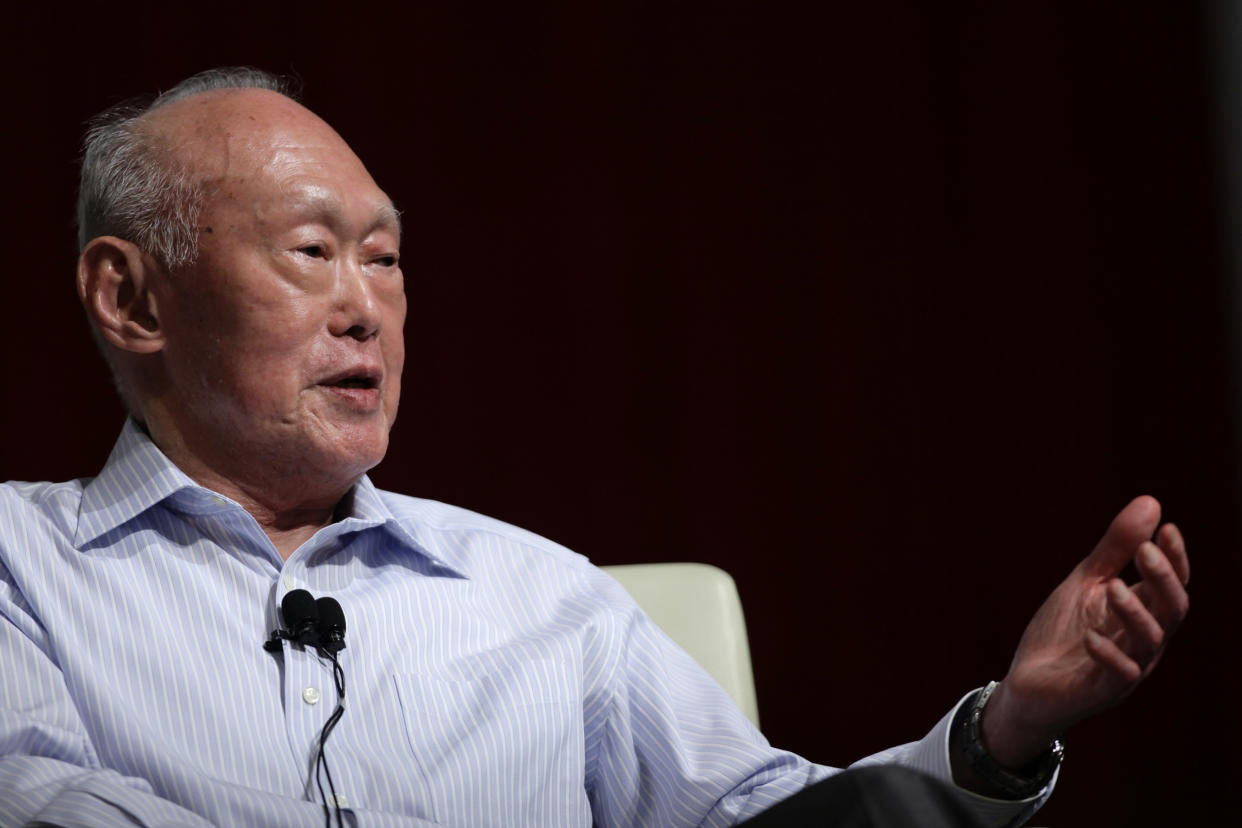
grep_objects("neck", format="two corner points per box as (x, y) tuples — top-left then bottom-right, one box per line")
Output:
(181, 460), (345, 560)
(217, 487), (343, 560)
(135, 418), (355, 561)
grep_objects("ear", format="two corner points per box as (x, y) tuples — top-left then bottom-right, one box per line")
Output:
(77, 236), (167, 354)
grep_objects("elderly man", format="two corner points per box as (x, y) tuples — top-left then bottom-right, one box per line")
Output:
(0, 68), (1189, 827)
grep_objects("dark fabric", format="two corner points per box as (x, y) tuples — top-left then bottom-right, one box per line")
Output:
(738, 766), (993, 828)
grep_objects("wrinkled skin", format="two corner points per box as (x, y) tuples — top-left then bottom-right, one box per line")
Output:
(981, 496), (1190, 769)
(80, 89), (406, 556)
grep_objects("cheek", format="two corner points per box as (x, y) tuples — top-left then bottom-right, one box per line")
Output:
(378, 299), (405, 423)
(383, 334), (405, 415)
(382, 294), (407, 373)
(385, 331), (406, 369)
(217, 353), (304, 418)
(170, 278), (319, 378)
(219, 322), (322, 406)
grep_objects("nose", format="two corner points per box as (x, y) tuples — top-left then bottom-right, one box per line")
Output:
(330, 260), (381, 341)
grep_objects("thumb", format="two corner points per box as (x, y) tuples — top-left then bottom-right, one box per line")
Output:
(1083, 495), (1162, 576)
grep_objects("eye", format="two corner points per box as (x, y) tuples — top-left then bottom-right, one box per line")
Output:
(298, 244), (328, 259)
(374, 254), (399, 268)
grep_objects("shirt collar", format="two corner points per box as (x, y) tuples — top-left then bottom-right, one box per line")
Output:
(75, 419), (200, 547)
(332, 475), (471, 579)
(73, 420), (471, 578)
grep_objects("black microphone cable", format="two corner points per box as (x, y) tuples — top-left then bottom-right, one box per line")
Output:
(313, 597), (347, 828)
(265, 590), (348, 828)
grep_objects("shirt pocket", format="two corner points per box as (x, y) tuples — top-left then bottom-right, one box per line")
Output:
(393, 657), (588, 826)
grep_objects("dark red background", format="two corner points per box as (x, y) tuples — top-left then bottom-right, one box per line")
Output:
(3, 3), (1238, 825)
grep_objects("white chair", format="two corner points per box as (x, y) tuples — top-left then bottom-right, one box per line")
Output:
(601, 562), (760, 728)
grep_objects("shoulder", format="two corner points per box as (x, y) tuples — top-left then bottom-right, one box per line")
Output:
(370, 490), (645, 647)
(0, 480), (90, 620)
(0, 478), (89, 535)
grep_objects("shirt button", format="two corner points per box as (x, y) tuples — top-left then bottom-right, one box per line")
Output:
(302, 687), (321, 705)
(283, 575), (296, 590)
(210, 495), (229, 508)
(330, 793), (348, 808)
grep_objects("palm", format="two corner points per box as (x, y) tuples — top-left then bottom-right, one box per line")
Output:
(983, 497), (1189, 766)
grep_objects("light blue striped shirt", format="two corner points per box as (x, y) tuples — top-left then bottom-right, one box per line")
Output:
(0, 421), (1047, 826)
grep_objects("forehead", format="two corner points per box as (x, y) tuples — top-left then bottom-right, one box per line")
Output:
(145, 89), (397, 230)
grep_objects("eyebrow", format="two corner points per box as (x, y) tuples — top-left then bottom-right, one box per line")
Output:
(371, 203), (403, 239)
(283, 187), (402, 241)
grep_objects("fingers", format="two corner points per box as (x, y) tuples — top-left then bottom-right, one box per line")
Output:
(1155, 523), (1190, 586)
(1084, 495), (1162, 576)
(1105, 577), (1165, 662)
(1097, 539), (1189, 681)
(1134, 540), (1190, 629)
(1084, 627), (1143, 683)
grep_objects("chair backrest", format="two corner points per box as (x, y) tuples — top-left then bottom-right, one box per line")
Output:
(601, 562), (760, 727)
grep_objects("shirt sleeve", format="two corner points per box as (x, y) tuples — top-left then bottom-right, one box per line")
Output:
(0, 562), (214, 828)
(582, 567), (1052, 828)
(848, 690), (1055, 828)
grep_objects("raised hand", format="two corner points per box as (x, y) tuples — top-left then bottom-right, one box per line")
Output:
(980, 496), (1190, 767)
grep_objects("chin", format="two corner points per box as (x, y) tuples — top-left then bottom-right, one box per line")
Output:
(327, 428), (390, 477)
(293, 411), (394, 484)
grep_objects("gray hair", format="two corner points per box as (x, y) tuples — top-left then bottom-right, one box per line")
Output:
(76, 67), (298, 269)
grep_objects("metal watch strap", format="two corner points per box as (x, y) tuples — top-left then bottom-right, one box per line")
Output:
(961, 681), (1064, 800)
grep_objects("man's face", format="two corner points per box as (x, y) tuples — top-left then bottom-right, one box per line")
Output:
(147, 90), (406, 492)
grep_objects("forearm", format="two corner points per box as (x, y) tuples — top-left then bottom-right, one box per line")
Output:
(0, 755), (213, 828)
(0, 582), (210, 827)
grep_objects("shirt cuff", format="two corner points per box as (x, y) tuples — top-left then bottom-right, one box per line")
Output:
(927, 689), (1056, 826)
(852, 688), (1056, 828)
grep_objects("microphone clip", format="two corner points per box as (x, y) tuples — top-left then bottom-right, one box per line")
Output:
(263, 627), (303, 652)
(263, 589), (347, 656)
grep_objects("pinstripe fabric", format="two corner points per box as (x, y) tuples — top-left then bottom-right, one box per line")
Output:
(0, 421), (1049, 827)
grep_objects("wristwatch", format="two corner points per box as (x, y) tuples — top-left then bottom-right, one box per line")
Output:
(959, 681), (1064, 799)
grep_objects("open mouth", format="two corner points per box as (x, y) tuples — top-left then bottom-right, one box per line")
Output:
(319, 370), (383, 407)
(328, 376), (378, 389)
